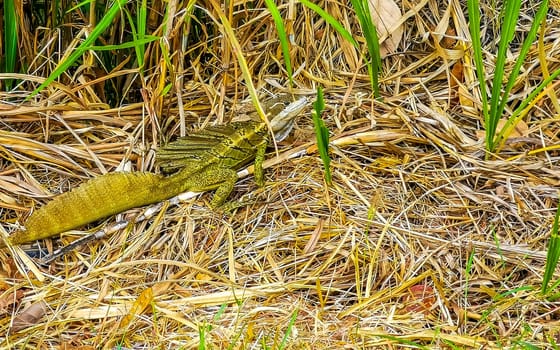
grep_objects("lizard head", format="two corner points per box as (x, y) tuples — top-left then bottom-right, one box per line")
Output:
(268, 96), (307, 142)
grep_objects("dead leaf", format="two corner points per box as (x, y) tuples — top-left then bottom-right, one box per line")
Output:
(11, 301), (48, 332)
(0, 258), (27, 316)
(118, 287), (153, 330)
(368, 0), (403, 58)
(501, 118), (529, 138)
(303, 217), (324, 254)
(450, 61), (463, 90)
(449, 61), (464, 107)
(441, 26), (457, 49)
(403, 284), (436, 315)
(476, 118), (530, 143)
(0, 290), (25, 316)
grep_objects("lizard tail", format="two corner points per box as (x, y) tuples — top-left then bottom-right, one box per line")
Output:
(8, 172), (172, 246)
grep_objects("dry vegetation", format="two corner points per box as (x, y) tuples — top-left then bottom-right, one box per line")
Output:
(1, 0), (560, 348)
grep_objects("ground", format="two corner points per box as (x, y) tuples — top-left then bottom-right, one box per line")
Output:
(1, 0), (560, 348)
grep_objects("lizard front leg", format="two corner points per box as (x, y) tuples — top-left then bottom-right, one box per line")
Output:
(254, 141), (267, 187)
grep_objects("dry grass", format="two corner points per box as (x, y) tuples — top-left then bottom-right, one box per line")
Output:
(2, 0), (560, 348)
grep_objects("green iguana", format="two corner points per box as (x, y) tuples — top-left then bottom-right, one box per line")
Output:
(4, 97), (307, 246)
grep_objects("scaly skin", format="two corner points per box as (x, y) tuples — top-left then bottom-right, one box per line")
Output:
(9, 172), (168, 245)
(4, 97), (306, 246)
(156, 120), (270, 207)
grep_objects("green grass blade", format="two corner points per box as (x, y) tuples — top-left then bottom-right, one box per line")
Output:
(542, 199), (560, 295)
(137, 0), (148, 69)
(123, 0), (149, 72)
(198, 322), (208, 350)
(349, 0), (382, 99)
(301, 0), (380, 98)
(466, 0), (489, 149)
(264, 0), (293, 87)
(465, 249), (475, 289)
(544, 281), (560, 301)
(278, 308), (298, 350)
(494, 0), (549, 143)
(3, 0), (18, 90)
(496, 66), (560, 150)
(497, 0), (548, 113)
(486, 0), (521, 152)
(512, 341), (541, 350)
(86, 35), (159, 51)
(469, 0), (551, 155)
(298, 0), (358, 48)
(312, 87), (332, 185)
(27, 0), (128, 100)
(123, 9), (141, 63)
(67, 0), (93, 13)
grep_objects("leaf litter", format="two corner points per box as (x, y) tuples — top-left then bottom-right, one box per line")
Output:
(0, 0), (560, 348)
